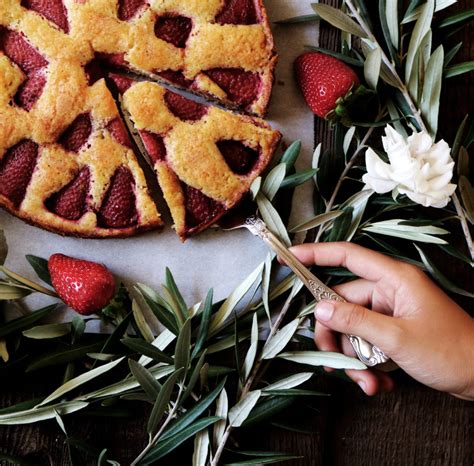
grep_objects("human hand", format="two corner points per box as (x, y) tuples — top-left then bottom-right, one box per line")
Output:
(289, 242), (474, 399)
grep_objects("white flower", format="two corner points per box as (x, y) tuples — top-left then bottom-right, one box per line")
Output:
(362, 125), (456, 208)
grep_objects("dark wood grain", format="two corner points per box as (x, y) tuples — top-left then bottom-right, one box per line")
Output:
(1, 1), (473, 465)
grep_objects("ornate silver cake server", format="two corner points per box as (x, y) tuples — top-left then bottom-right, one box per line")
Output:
(224, 214), (390, 367)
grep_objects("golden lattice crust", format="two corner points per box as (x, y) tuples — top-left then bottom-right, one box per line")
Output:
(119, 79), (281, 239)
(0, 78), (163, 237)
(0, 0), (278, 238)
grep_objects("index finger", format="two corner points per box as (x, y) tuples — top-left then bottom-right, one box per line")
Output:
(288, 242), (405, 282)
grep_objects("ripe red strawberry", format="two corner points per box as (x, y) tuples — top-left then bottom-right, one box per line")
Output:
(14, 71), (47, 111)
(46, 167), (90, 220)
(0, 140), (39, 207)
(294, 52), (361, 120)
(215, 0), (257, 25)
(48, 253), (115, 315)
(98, 166), (138, 228)
(164, 91), (208, 121)
(206, 68), (260, 107)
(21, 0), (69, 33)
(154, 15), (192, 49)
(118, 0), (147, 21)
(59, 113), (93, 153)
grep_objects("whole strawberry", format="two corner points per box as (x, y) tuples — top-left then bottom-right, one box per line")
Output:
(48, 253), (115, 315)
(294, 52), (362, 121)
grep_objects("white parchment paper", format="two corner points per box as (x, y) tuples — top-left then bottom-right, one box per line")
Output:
(1, 1), (319, 327)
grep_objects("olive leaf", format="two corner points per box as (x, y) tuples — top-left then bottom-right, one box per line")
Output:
(343, 126), (357, 156)
(0, 401), (89, 425)
(174, 318), (192, 371)
(256, 194), (291, 247)
(275, 14), (319, 24)
(161, 378), (226, 442)
(228, 390), (262, 427)
(242, 313), (259, 380)
(290, 211), (343, 233)
(121, 338), (174, 365)
(78, 365), (174, 401)
(209, 262), (263, 335)
(165, 267), (189, 321)
(421, 45), (444, 137)
(364, 45), (382, 89)
(213, 387), (228, 448)
(261, 319), (299, 360)
(132, 299), (155, 343)
(23, 323), (71, 340)
(182, 350), (207, 403)
(191, 289), (213, 359)
(403, 0), (456, 23)
(280, 140), (301, 171)
(0, 338), (9, 363)
(0, 231), (7, 265)
(135, 284), (179, 335)
(192, 428), (210, 466)
(263, 373), (314, 392)
(262, 163), (286, 201)
(312, 4), (368, 38)
(278, 351), (366, 370)
(444, 42), (463, 68)
(280, 169), (319, 190)
(405, 0), (434, 83)
(0, 266), (56, 297)
(0, 305), (56, 338)
(241, 396), (295, 428)
(385, 0), (399, 49)
(459, 176), (474, 223)
(250, 177), (262, 200)
(128, 359), (161, 401)
(147, 368), (185, 435)
(362, 220), (449, 244)
(143, 417), (221, 463)
(445, 61), (474, 78)
(207, 329), (251, 354)
(225, 455), (303, 465)
(414, 245), (474, 297)
(0, 283), (32, 300)
(38, 357), (125, 407)
(26, 340), (103, 372)
(139, 329), (176, 366)
(261, 253), (272, 324)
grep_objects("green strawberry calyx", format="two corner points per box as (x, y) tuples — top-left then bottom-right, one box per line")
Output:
(326, 84), (374, 125)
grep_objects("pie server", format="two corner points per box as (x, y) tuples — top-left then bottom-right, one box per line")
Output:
(222, 214), (390, 367)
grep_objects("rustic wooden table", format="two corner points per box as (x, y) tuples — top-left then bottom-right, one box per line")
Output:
(1, 1), (473, 465)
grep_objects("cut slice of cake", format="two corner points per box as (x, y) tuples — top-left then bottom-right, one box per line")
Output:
(0, 71), (163, 237)
(109, 73), (281, 240)
(72, 0), (277, 116)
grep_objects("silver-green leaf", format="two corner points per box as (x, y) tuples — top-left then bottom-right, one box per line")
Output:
(22, 323), (71, 340)
(263, 373), (314, 392)
(278, 351), (366, 370)
(312, 4), (368, 38)
(261, 319), (299, 360)
(262, 163), (286, 201)
(364, 46), (382, 89)
(421, 45), (444, 137)
(228, 390), (262, 427)
(38, 357), (124, 406)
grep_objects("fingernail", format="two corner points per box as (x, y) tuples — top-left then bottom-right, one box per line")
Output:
(358, 381), (367, 394)
(315, 301), (334, 321)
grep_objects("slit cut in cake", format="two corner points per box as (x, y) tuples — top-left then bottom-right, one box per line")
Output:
(108, 73), (281, 240)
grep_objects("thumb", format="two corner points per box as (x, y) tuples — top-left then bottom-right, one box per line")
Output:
(315, 300), (402, 354)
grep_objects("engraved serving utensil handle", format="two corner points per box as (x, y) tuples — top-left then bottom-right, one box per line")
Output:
(244, 216), (389, 367)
